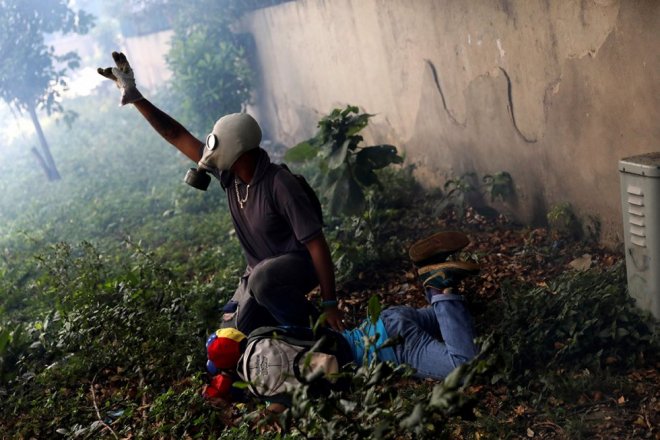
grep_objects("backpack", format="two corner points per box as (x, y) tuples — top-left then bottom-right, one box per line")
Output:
(277, 163), (324, 226)
(237, 326), (353, 401)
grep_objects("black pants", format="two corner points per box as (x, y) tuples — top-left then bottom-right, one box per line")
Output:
(221, 252), (320, 334)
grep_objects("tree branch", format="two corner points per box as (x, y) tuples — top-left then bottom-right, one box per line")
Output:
(90, 376), (119, 440)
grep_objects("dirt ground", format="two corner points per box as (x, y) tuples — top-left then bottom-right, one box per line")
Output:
(335, 211), (659, 439)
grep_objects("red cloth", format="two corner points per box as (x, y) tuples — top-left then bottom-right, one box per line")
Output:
(204, 373), (232, 399)
(207, 336), (241, 370)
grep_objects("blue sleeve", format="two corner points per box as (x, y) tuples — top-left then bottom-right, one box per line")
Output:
(344, 319), (396, 364)
(342, 328), (364, 366)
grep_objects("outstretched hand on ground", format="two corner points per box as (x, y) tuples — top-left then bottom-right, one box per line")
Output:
(97, 51), (144, 106)
(324, 305), (346, 332)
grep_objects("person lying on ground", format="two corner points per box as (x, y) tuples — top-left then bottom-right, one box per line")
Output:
(203, 231), (480, 418)
(97, 52), (344, 333)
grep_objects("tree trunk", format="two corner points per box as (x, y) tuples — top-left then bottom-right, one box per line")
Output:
(27, 103), (60, 181)
(31, 146), (53, 179)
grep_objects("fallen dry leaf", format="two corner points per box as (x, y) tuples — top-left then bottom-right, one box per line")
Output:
(568, 254), (592, 271)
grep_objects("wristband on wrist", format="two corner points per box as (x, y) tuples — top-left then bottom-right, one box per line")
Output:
(321, 299), (338, 309)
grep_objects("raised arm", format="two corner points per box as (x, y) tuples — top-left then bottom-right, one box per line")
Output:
(98, 52), (204, 163)
(132, 99), (203, 162)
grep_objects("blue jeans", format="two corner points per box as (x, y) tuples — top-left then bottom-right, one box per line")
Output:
(220, 251), (320, 334)
(381, 292), (478, 379)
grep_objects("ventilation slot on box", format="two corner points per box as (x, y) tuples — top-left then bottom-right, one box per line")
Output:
(627, 185), (646, 247)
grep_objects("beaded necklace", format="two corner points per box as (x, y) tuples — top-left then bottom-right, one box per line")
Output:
(234, 179), (250, 209)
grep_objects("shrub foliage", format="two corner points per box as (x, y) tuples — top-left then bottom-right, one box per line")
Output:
(0, 95), (657, 439)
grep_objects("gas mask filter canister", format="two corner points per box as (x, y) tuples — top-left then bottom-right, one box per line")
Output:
(184, 167), (211, 191)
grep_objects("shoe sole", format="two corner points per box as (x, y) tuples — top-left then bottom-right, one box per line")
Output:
(420, 261), (481, 289)
(418, 261), (481, 277)
(409, 231), (470, 264)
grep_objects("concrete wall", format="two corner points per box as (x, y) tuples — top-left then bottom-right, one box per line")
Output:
(47, 30), (173, 98)
(242, 0), (660, 243)
(124, 30), (173, 91)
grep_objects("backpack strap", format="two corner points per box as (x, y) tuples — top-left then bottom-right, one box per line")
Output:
(249, 326), (354, 369)
(248, 326), (317, 348)
(268, 163), (324, 226)
(239, 337), (262, 398)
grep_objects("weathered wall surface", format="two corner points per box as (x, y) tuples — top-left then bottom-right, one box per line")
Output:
(124, 30), (173, 91)
(242, 0), (660, 243)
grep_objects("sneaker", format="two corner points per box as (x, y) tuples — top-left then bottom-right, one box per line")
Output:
(408, 231), (470, 266)
(418, 261), (481, 291)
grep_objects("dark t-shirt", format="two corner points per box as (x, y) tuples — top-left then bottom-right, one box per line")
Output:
(214, 148), (323, 269)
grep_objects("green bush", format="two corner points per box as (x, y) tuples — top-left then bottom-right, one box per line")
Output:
(547, 202), (582, 240)
(0, 240), (236, 437)
(266, 297), (484, 439)
(163, 0), (255, 135)
(1, 88), (655, 439)
(0, 93), (245, 437)
(436, 171), (514, 222)
(474, 263), (658, 393)
(285, 107), (415, 281)
(285, 105), (404, 216)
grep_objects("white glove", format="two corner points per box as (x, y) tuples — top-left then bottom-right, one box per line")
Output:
(97, 51), (144, 106)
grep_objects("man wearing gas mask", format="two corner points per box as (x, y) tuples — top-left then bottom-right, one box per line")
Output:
(98, 52), (344, 334)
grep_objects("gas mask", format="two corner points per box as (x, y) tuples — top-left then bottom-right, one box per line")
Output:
(184, 113), (262, 191)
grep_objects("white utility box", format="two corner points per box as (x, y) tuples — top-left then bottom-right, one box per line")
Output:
(619, 152), (660, 320)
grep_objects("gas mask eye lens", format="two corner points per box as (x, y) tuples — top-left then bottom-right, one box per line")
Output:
(206, 134), (218, 151)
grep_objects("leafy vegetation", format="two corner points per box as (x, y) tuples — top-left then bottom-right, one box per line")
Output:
(121, 0), (289, 135)
(284, 106), (409, 281)
(262, 297), (485, 440)
(436, 171), (515, 222)
(163, 0), (253, 135)
(460, 262), (658, 439)
(0, 93), (241, 437)
(0, 0), (94, 180)
(265, 256), (656, 439)
(486, 264), (657, 384)
(325, 165), (422, 282)
(285, 105), (404, 216)
(548, 202), (583, 240)
(482, 171), (515, 203)
(0, 93), (657, 439)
